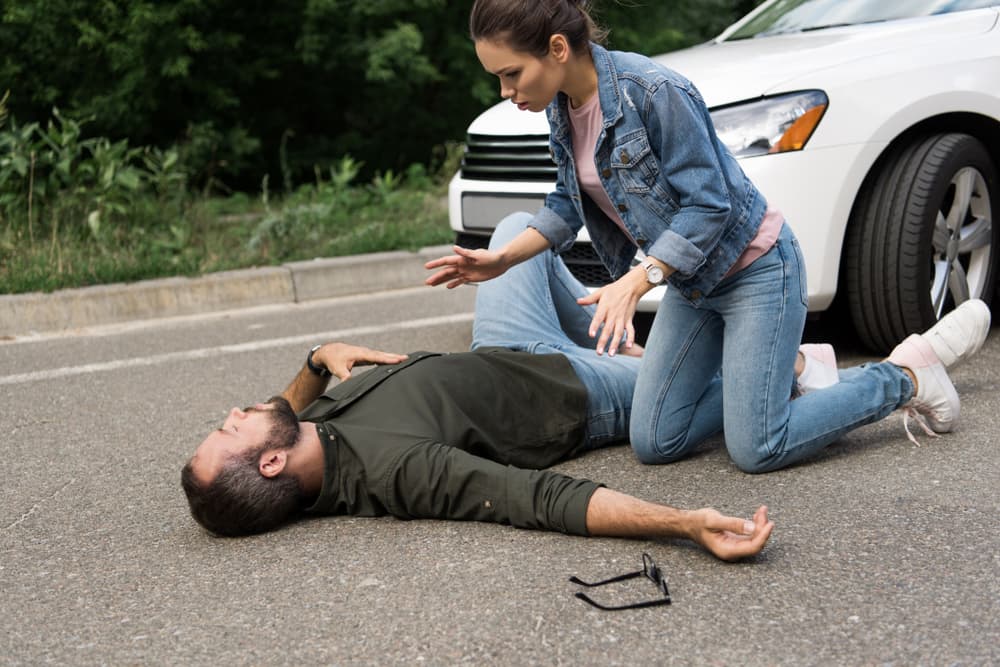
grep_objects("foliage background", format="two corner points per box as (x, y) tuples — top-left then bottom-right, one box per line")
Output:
(0, 0), (764, 294)
(1, 0), (762, 190)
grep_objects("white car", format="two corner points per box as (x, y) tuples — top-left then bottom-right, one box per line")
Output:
(447, 0), (1000, 352)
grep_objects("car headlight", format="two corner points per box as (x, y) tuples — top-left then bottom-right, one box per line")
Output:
(710, 90), (828, 158)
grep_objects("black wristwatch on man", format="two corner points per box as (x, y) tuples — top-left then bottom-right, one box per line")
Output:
(307, 344), (332, 377)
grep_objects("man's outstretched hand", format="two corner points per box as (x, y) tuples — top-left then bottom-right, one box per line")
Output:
(687, 505), (774, 562)
(314, 343), (408, 381)
(585, 488), (773, 561)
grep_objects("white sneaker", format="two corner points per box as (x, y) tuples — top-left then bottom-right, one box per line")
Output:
(887, 334), (959, 444)
(920, 299), (991, 369)
(796, 343), (839, 395)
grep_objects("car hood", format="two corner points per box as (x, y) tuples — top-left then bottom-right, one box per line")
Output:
(656, 8), (998, 107)
(466, 7), (998, 134)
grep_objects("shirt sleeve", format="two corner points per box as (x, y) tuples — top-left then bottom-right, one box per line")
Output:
(383, 440), (601, 536)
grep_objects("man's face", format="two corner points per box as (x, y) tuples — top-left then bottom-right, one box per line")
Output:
(190, 397), (300, 485)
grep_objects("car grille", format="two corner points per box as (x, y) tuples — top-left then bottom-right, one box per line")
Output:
(561, 243), (612, 286)
(456, 233), (611, 287)
(460, 133), (556, 182)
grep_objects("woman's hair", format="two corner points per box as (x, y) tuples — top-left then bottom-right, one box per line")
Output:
(469, 0), (607, 57)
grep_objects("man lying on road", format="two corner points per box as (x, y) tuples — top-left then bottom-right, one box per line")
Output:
(181, 216), (786, 560)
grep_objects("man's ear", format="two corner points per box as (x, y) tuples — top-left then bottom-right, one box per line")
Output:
(259, 450), (288, 478)
(548, 34), (570, 63)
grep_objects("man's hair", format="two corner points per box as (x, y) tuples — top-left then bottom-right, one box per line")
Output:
(181, 450), (303, 537)
(181, 397), (305, 537)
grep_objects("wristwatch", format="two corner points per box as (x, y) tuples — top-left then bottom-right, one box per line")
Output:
(641, 260), (665, 285)
(307, 344), (332, 377)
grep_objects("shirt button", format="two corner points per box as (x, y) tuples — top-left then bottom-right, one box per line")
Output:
(617, 203), (628, 212)
(483, 500), (493, 509)
(601, 168), (611, 178)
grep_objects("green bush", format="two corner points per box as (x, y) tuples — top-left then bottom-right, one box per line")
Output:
(1, 1), (763, 191)
(0, 103), (453, 294)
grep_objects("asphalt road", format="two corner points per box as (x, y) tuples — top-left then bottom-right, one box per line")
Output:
(2, 286), (998, 665)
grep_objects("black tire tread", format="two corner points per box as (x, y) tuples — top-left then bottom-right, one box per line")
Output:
(845, 133), (998, 352)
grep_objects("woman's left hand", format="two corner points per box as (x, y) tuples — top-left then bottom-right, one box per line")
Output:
(577, 269), (649, 355)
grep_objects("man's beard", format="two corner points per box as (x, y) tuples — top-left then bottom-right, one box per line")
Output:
(263, 395), (300, 450)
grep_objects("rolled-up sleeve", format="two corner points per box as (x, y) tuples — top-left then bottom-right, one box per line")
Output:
(385, 440), (601, 536)
(529, 203), (578, 254)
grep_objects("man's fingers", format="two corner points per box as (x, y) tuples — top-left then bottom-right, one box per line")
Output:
(363, 350), (408, 365)
(753, 505), (769, 526)
(709, 506), (768, 536)
(712, 514), (757, 536)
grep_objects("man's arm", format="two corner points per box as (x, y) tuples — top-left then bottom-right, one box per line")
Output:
(585, 488), (773, 562)
(389, 442), (772, 561)
(281, 343), (408, 412)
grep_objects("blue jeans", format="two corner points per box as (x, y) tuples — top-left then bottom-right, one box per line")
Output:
(471, 213), (641, 449)
(631, 223), (915, 473)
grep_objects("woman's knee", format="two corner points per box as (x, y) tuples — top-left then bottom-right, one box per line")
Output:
(629, 423), (691, 465)
(726, 437), (777, 474)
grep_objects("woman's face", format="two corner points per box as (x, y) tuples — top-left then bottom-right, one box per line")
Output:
(475, 38), (565, 113)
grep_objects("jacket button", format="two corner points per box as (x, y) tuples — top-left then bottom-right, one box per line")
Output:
(691, 290), (702, 299)
(601, 168), (611, 178)
(636, 237), (646, 245)
(620, 150), (629, 162)
(617, 203), (628, 212)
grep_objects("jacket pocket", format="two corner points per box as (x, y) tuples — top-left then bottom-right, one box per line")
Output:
(610, 131), (677, 216)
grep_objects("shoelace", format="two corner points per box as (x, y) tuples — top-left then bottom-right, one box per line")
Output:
(901, 405), (939, 446)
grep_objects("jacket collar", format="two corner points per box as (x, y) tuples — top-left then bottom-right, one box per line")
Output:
(547, 43), (623, 141)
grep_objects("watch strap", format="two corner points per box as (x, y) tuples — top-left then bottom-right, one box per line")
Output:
(307, 345), (332, 377)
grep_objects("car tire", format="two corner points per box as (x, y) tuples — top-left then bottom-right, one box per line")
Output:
(845, 132), (998, 353)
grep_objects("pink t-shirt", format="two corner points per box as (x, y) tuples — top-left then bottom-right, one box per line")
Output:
(725, 205), (783, 278)
(568, 93), (634, 243)
(568, 92), (781, 278)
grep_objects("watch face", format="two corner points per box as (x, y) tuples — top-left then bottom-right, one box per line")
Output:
(646, 265), (664, 284)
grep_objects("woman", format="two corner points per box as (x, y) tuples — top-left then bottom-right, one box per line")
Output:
(425, 0), (989, 472)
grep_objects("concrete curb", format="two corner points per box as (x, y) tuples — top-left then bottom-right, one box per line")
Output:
(0, 245), (453, 338)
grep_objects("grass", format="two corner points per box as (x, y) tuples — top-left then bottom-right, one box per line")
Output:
(0, 166), (455, 295)
(0, 96), (460, 295)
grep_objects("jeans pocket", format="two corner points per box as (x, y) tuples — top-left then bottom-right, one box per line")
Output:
(788, 235), (809, 308)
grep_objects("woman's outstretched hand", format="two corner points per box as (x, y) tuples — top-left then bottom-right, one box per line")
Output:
(424, 246), (507, 288)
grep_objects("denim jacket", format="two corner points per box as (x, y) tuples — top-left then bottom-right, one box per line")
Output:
(529, 44), (767, 303)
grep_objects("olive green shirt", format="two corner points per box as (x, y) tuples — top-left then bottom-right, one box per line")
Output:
(299, 348), (602, 535)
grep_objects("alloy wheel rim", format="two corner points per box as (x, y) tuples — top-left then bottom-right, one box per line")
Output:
(930, 166), (993, 318)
